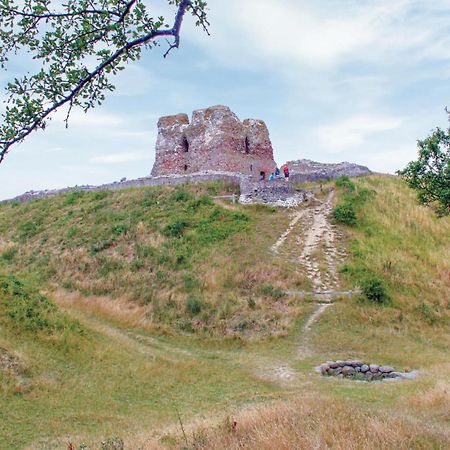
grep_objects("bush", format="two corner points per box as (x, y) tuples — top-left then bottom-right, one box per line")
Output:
(63, 190), (85, 206)
(186, 297), (203, 316)
(91, 190), (109, 201)
(335, 176), (356, 192)
(170, 190), (192, 203)
(332, 203), (357, 226)
(189, 194), (214, 210)
(260, 284), (285, 299)
(1, 247), (18, 263)
(361, 277), (391, 305)
(163, 218), (190, 238)
(0, 274), (82, 334)
(111, 223), (128, 236)
(18, 220), (41, 240)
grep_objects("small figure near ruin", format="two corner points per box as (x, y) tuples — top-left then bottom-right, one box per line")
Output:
(283, 164), (290, 181)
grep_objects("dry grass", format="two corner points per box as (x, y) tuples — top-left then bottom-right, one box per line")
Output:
(51, 290), (157, 332)
(125, 395), (450, 449)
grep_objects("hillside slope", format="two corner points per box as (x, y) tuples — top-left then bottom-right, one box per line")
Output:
(0, 175), (449, 449)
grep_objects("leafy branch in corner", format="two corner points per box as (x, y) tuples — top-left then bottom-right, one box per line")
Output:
(0, 0), (209, 163)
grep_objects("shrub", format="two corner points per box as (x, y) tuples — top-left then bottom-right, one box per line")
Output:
(63, 190), (85, 206)
(332, 203), (357, 226)
(163, 218), (190, 238)
(361, 277), (391, 305)
(419, 302), (438, 325)
(260, 284), (285, 299)
(0, 274), (82, 334)
(184, 275), (201, 292)
(186, 297), (203, 316)
(91, 190), (109, 201)
(170, 190), (192, 203)
(247, 297), (256, 309)
(189, 194), (213, 210)
(111, 223), (128, 236)
(18, 220), (41, 240)
(1, 247), (18, 263)
(335, 176), (356, 192)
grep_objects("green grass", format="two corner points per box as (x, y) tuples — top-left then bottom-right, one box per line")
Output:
(0, 182), (296, 337)
(0, 175), (449, 449)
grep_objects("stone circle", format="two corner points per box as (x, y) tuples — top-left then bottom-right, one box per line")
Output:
(317, 360), (418, 381)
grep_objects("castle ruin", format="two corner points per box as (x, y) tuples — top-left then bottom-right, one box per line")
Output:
(151, 105), (277, 179)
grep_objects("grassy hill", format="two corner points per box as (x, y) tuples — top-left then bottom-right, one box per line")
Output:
(0, 176), (449, 449)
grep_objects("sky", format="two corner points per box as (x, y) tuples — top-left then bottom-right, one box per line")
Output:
(1, 0), (450, 200)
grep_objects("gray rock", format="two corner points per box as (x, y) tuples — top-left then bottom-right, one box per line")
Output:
(360, 364), (369, 373)
(355, 366), (361, 372)
(379, 366), (394, 373)
(329, 361), (339, 369)
(319, 364), (329, 375)
(342, 366), (355, 376)
(369, 364), (379, 373)
(351, 360), (364, 367)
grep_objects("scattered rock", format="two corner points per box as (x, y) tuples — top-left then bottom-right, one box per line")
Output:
(379, 366), (394, 373)
(360, 364), (369, 373)
(369, 364), (379, 373)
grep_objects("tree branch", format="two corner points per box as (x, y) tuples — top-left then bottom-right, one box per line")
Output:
(0, 0), (204, 164)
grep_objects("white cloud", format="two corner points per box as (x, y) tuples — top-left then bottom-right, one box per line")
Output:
(66, 109), (125, 128)
(316, 114), (406, 153)
(90, 151), (151, 165)
(187, 0), (450, 70)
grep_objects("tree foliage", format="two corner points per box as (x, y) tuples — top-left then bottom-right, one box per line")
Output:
(0, 0), (209, 163)
(397, 111), (450, 216)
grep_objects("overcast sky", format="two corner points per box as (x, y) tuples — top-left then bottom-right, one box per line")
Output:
(1, 0), (450, 200)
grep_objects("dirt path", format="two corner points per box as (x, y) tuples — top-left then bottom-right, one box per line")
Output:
(263, 191), (345, 382)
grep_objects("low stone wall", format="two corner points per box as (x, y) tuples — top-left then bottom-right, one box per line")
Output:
(3, 171), (311, 208)
(317, 360), (418, 381)
(239, 178), (307, 207)
(2, 172), (243, 204)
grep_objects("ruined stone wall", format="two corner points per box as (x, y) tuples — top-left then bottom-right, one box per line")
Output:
(3, 173), (243, 204)
(151, 105), (277, 179)
(151, 114), (190, 175)
(287, 159), (371, 183)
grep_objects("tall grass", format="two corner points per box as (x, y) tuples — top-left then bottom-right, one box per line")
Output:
(339, 175), (450, 320)
(0, 182), (300, 337)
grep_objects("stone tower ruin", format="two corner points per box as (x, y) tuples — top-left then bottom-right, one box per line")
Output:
(151, 105), (276, 179)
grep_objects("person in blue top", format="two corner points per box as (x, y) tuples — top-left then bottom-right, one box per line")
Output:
(268, 173), (275, 181)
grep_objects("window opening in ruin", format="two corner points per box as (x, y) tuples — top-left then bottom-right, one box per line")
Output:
(250, 164), (253, 172)
(245, 136), (250, 154)
(260, 171), (266, 180)
(182, 137), (189, 152)
(184, 164), (188, 171)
